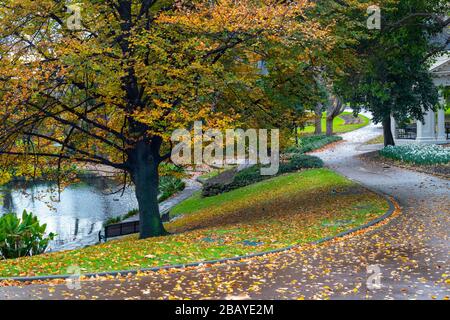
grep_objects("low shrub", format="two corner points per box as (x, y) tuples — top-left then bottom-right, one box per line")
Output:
(201, 168), (240, 197)
(286, 134), (342, 154)
(202, 155), (323, 197)
(158, 175), (186, 202)
(280, 154), (324, 173)
(379, 144), (450, 165)
(0, 210), (55, 259)
(232, 165), (265, 185)
(159, 163), (185, 178)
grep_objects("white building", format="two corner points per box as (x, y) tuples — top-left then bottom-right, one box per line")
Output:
(392, 54), (450, 144)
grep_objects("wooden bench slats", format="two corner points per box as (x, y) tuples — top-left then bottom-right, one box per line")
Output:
(99, 208), (171, 242)
(99, 221), (140, 241)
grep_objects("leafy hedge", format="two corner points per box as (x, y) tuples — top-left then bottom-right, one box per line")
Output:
(286, 134), (342, 154)
(379, 144), (450, 165)
(159, 163), (185, 178)
(202, 154), (323, 197)
(158, 175), (186, 202)
(279, 154), (324, 173)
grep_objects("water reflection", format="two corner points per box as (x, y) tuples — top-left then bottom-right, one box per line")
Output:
(0, 178), (138, 251)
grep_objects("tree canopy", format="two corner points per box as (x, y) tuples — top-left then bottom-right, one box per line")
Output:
(339, 0), (449, 145)
(0, 0), (331, 238)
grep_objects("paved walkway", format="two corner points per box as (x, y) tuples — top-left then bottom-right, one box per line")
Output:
(1, 122), (449, 300)
(123, 177), (202, 223)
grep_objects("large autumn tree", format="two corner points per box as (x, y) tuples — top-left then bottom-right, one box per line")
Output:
(0, 0), (325, 238)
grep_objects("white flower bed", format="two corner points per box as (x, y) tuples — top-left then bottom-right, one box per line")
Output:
(380, 144), (450, 165)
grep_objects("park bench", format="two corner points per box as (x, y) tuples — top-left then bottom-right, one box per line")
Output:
(99, 220), (139, 242)
(98, 208), (171, 242)
(396, 124), (417, 139)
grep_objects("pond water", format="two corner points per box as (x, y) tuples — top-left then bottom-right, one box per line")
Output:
(0, 178), (138, 252)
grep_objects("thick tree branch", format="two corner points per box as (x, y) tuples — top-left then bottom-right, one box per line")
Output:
(24, 131), (123, 169)
(26, 101), (126, 153)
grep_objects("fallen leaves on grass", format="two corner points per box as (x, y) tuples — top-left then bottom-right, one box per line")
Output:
(0, 169), (389, 279)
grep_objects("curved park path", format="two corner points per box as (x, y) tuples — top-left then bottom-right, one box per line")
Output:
(1, 121), (449, 300)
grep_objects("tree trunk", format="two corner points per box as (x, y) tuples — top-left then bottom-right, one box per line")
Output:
(382, 117), (395, 146)
(314, 114), (322, 135)
(314, 104), (323, 135)
(129, 141), (167, 239)
(326, 117), (334, 136)
(325, 95), (345, 136)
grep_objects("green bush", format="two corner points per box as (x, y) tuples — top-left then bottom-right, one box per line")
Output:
(380, 144), (450, 165)
(201, 168), (236, 197)
(0, 210), (55, 259)
(280, 154), (324, 173)
(286, 134), (342, 154)
(159, 163), (185, 178)
(202, 155), (323, 197)
(232, 165), (265, 186)
(158, 175), (186, 202)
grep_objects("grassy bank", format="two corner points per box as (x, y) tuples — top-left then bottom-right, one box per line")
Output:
(300, 112), (370, 135)
(0, 169), (389, 278)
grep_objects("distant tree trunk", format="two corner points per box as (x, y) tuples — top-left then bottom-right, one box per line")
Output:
(326, 117), (334, 136)
(129, 140), (167, 239)
(291, 120), (299, 146)
(382, 117), (395, 146)
(314, 103), (323, 135)
(326, 96), (345, 136)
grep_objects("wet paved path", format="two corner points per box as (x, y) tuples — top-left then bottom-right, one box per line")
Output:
(122, 177), (202, 223)
(1, 122), (449, 300)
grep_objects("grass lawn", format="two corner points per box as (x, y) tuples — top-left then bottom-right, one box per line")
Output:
(300, 112), (370, 135)
(0, 169), (389, 278)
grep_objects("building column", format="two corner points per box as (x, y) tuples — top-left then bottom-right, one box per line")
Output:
(437, 92), (447, 141)
(390, 115), (397, 139)
(437, 108), (446, 141)
(416, 108), (436, 142)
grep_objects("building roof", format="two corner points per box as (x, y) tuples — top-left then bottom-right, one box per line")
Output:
(430, 53), (450, 74)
